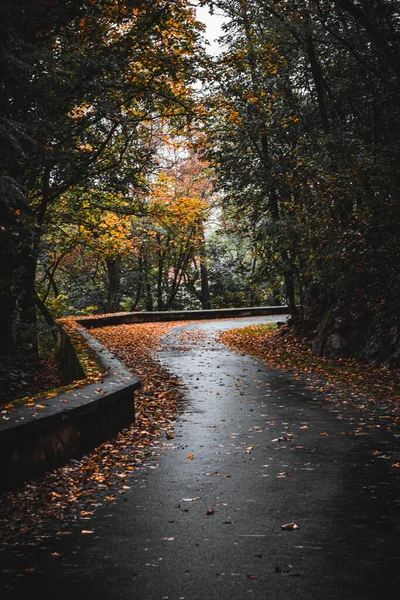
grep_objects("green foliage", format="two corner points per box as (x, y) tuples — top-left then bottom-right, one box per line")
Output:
(200, 0), (400, 363)
(45, 295), (99, 319)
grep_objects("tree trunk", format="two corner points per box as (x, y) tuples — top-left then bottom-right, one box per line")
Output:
(145, 283), (153, 312)
(305, 27), (330, 135)
(198, 218), (212, 309)
(249, 253), (257, 306)
(131, 252), (143, 311)
(106, 258), (120, 313)
(156, 233), (166, 311)
(157, 262), (164, 311)
(17, 167), (52, 357)
(285, 273), (297, 316)
(0, 276), (15, 354)
(17, 252), (39, 357)
(35, 292), (60, 342)
(141, 248), (153, 312)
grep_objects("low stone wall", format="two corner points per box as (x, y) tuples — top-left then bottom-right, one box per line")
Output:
(0, 326), (140, 492)
(76, 305), (289, 329)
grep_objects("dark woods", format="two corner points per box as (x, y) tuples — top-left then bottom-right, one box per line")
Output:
(1, 0), (399, 386)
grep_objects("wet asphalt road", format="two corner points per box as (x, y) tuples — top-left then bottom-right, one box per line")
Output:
(2, 317), (400, 599)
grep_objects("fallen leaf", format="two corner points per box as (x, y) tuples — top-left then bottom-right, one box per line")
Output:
(281, 523), (299, 530)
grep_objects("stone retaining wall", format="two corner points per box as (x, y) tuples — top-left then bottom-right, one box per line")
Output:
(0, 325), (140, 492)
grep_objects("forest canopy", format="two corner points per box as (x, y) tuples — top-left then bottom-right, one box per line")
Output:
(199, 0), (400, 366)
(1, 0), (399, 375)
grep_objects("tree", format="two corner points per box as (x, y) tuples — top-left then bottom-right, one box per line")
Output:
(199, 0), (304, 314)
(36, 140), (215, 315)
(200, 0), (400, 364)
(135, 149), (213, 311)
(1, 0), (205, 354)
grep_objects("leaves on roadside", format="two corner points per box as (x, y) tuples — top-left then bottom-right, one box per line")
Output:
(220, 325), (400, 429)
(0, 321), (192, 549)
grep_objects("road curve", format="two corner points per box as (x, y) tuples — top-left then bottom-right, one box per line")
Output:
(2, 316), (399, 599)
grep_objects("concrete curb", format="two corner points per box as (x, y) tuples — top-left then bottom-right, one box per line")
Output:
(76, 306), (289, 328)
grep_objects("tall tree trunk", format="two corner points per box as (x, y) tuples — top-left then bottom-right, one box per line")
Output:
(145, 282), (153, 312)
(249, 252), (257, 305)
(141, 248), (153, 312)
(106, 258), (120, 313)
(198, 218), (212, 309)
(131, 250), (143, 311)
(0, 276), (15, 354)
(157, 259), (164, 311)
(17, 167), (51, 356)
(305, 26), (330, 135)
(156, 233), (166, 311)
(35, 292), (60, 342)
(17, 247), (40, 357)
(284, 270), (297, 317)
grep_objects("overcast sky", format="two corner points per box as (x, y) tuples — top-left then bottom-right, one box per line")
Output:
(196, 3), (226, 55)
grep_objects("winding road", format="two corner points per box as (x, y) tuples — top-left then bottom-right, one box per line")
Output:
(2, 317), (399, 599)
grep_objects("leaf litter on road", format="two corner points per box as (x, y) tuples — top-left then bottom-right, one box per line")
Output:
(220, 324), (400, 432)
(0, 321), (194, 550)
